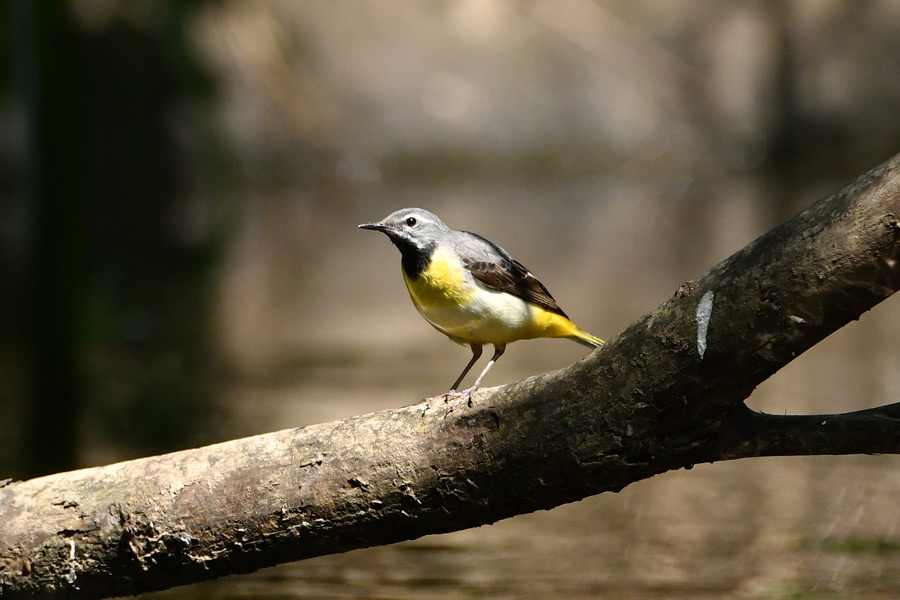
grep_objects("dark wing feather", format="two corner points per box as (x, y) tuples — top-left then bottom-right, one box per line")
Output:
(459, 232), (568, 318)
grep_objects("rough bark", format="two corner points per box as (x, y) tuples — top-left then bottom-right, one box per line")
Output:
(2, 153), (900, 599)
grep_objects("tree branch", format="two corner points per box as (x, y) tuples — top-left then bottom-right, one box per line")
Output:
(723, 402), (900, 459)
(2, 152), (900, 599)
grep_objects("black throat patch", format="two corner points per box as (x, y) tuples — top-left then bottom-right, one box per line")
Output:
(394, 237), (434, 281)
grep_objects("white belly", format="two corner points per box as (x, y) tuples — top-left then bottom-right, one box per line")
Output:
(416, 282), (532, 346)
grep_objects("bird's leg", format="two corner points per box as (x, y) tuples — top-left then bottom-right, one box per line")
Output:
(449, 344), (483, 393)
(421, 344), (482, 415)
(445, 345), (505, 414)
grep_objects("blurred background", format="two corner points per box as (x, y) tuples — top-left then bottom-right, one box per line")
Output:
(2, 1), (900, 598)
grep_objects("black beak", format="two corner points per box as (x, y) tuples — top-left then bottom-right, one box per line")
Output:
(358, 221), (389, 232)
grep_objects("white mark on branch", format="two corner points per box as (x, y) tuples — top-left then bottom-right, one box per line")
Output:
(66, 538), (78, 587)
(696, 290), (715, 359)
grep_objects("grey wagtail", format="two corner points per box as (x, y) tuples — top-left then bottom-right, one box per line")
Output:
(359, 208), (603, 409)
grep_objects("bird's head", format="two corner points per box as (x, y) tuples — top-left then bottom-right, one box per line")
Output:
(359, 208), (449, 255)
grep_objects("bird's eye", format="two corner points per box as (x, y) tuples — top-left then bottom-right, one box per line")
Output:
(406, 216), (418, 227)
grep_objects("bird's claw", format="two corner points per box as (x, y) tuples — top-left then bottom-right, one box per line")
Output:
(421, 388), (475, 417)
(444, 388), (475, 415)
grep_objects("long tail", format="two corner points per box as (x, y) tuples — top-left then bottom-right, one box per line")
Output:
(569, 327), (604, 349)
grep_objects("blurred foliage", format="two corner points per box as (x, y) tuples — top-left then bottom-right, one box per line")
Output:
(3, 0), (226, 477)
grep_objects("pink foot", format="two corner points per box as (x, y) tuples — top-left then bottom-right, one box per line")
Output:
(420, 387), (476, 416)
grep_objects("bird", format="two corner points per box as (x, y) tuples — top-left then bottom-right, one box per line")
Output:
(359, 208), (603, 411)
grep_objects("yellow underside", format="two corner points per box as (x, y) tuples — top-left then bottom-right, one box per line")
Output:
(402, 247), (597, 347)
(402, 247), (477, 310)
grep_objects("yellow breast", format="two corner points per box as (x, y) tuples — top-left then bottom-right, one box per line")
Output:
(402, 247), (476, 311)
(401, 247), (583, 346)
